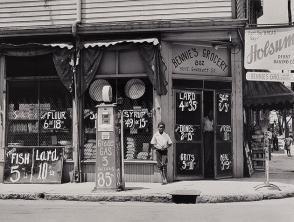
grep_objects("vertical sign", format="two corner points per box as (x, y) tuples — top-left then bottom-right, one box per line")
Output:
(4, 146), (63, 183)
(174, 90), (203, 179)
(215, 91), (232, 178)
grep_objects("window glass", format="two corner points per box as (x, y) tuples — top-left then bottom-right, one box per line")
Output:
(7, 80), (73, 160)
(6, 55), (57, 77)
(119, 50), (145, 74)
(83, 78), (153, 161)
(97, 51), (116, 75)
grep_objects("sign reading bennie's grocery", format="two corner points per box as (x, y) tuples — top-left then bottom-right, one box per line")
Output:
(172, 44), (230, 76)
(245, 27), (294, 70)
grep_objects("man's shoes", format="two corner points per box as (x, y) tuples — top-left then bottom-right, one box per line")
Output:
(162, 179), (167, 185)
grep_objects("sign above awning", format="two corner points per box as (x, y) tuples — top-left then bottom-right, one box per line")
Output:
(84, 38), (159, 48)
(246, 71), (294, 82)
(245, 27), (294, 70)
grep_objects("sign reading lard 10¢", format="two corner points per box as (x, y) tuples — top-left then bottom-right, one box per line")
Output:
(172, 44), (230, 76)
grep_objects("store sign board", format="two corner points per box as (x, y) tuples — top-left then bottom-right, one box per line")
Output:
(4, 146), (63, 184)
(245, 27), (294, 70)
(246, 71), (294, 82)
(172, 44), (230, 76)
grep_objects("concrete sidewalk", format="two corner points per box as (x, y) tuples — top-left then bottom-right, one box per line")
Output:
(1, 153), (293, 204)
(1, 179), (294, 204)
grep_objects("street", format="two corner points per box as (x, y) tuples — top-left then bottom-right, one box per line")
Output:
(1, 198), (294, 222)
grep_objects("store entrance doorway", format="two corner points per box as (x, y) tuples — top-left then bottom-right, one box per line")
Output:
(174, 85), (233, 180)
(203, 91), (214, 178)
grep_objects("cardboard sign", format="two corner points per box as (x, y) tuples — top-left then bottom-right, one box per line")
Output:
(4, 146), (64, 184)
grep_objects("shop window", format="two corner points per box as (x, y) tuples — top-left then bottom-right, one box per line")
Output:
(119, 50), (145, 74)
(83, 46), (153, 161)
(6, 55), (57, 77)
(7, 80), (73, 159)
(83, 78), (153, 161)
(97, 51), (116, 75)
(97, 48), (145, 75)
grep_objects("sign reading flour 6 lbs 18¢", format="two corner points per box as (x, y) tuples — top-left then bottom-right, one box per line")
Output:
(40, 110), (70, 130)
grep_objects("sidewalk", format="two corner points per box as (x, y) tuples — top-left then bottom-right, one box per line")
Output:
(1, 178), (294, 204)
(1, 153), (294, 204)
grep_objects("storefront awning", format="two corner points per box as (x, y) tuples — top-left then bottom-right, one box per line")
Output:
(244, 81), (294, 109)
(0, 43), (73, 50)
(83, 38), (159, 48)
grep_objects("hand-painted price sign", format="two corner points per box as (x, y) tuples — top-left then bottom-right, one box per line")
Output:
(122, 109), (150, 129)
(217, 125), (232, 141)
(219, 153), (232, 171)
(40, 110), (69, 130)
(174, 124), (201, 142)
(180, 153), (197, 170)
(178, 91), (198, 112)
(95, 132), (122, 189)
(4, 146), (63, 184)
(176, 143), (202, 176)
(218, 93), (230, 113)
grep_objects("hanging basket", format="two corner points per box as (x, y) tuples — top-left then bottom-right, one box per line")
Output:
(89, 79), (110, 102)
(124, 79), (146, 100)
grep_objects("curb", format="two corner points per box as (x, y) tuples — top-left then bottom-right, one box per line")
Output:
(1, 190), (294, 203)
(0, 193), (42, 200)
(44, 193), (173, 203)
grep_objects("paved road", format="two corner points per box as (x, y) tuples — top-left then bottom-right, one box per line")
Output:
(1, 198), (294, 222)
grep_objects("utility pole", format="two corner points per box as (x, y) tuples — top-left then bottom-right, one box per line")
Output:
(289, 0), (294, 137)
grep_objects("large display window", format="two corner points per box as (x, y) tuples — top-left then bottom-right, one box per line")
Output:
(6, 55), (73, 160)
(82, 46), (154, 161)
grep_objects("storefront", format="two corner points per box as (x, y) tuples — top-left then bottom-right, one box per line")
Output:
(0, 29), (244, 183)
(159, 33), (243, 180)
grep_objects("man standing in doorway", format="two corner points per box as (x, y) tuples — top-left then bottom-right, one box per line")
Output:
(151, 122), (173, 185)
(203, 110), (214, 177)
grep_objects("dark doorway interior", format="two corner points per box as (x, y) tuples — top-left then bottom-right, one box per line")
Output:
(203, 91), (214, 178)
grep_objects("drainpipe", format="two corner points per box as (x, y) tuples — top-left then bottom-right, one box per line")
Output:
(72, 0), (82, 183)
(72, 0), (82, 37)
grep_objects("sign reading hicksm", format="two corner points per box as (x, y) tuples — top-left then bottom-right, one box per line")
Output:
(245, 27), (294, 70)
